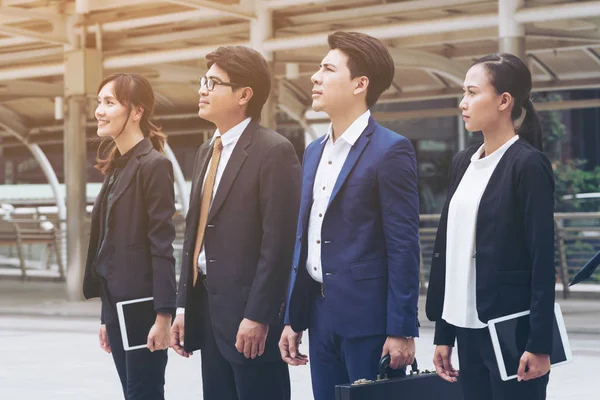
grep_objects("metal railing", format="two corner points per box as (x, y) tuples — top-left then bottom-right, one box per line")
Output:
(0, 218), (64, 279)
(418, 213), (600, 298)
(2, 211), (600, 298)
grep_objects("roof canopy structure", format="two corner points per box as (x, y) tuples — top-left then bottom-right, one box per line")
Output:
(2, 0), (600, 141)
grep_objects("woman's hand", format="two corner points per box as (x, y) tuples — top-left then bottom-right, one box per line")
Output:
(99, 324), (111, 353)
(517, 351), (550, 381)
(147, 313), (172, 352)
(433, 345), (459, 383)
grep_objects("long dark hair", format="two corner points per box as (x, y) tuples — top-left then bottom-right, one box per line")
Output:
(472, 53), (543, 151)
(95, 73), (167, 174)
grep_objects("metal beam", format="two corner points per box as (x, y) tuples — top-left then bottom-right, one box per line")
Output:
(0, 6), (65, 23)
(515, 1), (600, 24)
(529, 54), (558, 81)
(0, 25), (68, 45)
(165, 0), (255, 20)
(285, 0), (484, 26)
(112, 23), (249, 47)
(583, 48), (600, 68)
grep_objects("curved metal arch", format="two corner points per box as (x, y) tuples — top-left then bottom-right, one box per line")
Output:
(0, 106), (66, 222)
(387, 47), (465, 86)
(163, 142), (189, 217)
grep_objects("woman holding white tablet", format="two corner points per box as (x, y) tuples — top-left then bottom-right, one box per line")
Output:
(425, 53), (555, 400)
(82, 73), (176, 400)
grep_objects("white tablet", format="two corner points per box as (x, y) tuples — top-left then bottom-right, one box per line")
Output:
(488, 303), (573, 381)
(116, 297), (155, 351)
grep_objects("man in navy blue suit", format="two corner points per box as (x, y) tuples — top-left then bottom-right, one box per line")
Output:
(279, 31), (421, 400)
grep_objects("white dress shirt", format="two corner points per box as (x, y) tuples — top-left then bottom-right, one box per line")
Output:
(177, 117), (251, 316)
(306, 110), (371, 283)
(442, 135), (519, 329)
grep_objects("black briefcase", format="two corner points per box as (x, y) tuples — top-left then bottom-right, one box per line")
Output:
(335, 356), (464, 400)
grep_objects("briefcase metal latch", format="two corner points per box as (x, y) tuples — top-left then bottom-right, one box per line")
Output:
(351, 379), (374, 386)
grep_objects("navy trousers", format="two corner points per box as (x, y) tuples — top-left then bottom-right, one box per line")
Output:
(456, 327), (549, 400)
(308, 294), (404, 400)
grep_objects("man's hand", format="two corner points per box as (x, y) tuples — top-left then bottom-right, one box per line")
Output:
(279, 325), (308, 366)
(517, 351), (550, 382)
(235, 318), (269, 359)
(99, 324), (111, 354)
(382, 336), (415, 370)
(170, 314), (192, 358)
(433, 345), (459, 383)
(147, 313), (171, 352)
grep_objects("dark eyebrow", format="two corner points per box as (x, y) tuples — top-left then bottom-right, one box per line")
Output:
(97, 95), (116, 101)
(207, 75), (224, 82)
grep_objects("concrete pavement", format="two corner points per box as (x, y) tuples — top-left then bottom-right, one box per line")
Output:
(1, 280), (600, 399)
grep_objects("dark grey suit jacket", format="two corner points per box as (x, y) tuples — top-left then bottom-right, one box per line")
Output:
(83, 139), (177, 324)
(177, 121), (301, 364)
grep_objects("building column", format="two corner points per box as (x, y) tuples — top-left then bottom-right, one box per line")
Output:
(251, 0), (276, 129)
(499, 0), (526, 62)
(63, 40), (102, 301)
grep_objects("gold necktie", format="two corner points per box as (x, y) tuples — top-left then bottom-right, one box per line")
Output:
(193, 136), (223, 286)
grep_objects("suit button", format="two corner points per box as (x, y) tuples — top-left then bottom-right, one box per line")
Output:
(293, 265), (298, 272)
(297, 236), (301, 242)
(434, 252), (440, 258)
(209, 259), (216, 263)
(207, 224), (215, 228)
(472, 253), (477, 258)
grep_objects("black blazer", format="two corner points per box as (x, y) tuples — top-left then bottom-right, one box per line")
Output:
(425, 138), (556, 355)
(83, 139), (177, 323)
(177, 121), (302, 364)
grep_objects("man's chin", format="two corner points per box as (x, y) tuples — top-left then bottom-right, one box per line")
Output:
(311, 101), (324, 112)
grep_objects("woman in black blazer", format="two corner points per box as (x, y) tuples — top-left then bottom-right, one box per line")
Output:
(426, 54), (555, 400)
(83, 73), (176, 400)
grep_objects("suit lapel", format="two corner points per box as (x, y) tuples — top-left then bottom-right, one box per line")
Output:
(327, 120), (375, 208)
(207, 121), (258, 222)
(299, 138), (326, 233)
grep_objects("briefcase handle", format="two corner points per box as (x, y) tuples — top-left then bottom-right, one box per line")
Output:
(378, 355), (419, 380)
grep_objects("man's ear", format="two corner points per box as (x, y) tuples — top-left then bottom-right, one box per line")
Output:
(353, 76), (369, 96)
(498, 92), (513, 113)
(238, 87), (254, 106)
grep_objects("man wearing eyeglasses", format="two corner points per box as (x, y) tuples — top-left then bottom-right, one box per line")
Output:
(170, 45), (301, 400)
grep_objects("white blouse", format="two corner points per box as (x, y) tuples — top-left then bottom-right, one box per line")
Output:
(442, 135), (519, 329)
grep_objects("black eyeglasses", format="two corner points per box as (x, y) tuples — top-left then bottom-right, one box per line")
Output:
(200, 76), (241, 92)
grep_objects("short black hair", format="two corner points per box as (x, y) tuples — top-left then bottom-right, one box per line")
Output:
(206, 46), (271, 120)
(327, 31), (395, 108)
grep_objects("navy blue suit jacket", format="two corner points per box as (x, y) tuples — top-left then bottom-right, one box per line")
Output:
(284, 117), (420, 339)
(425, 138), (556, 355)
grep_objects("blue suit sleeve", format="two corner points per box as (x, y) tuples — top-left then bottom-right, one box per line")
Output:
(377, 138), (421, 337)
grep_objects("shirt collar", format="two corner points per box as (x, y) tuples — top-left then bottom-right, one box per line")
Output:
(211, 117), (252, 147)
(321, 110), (371, 146)
(112, 139), (145, 169)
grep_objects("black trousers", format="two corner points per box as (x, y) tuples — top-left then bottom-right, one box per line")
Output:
(199, 288), (291, 400)
(456, 327), (549, 400)
(105, 323), (168, 400)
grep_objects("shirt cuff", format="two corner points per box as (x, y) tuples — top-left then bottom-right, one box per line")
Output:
(176, 307), (185, 315)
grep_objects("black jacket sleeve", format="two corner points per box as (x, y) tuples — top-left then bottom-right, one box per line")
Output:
(243, 141), (302, 325)
(141, 156), (177, 313)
